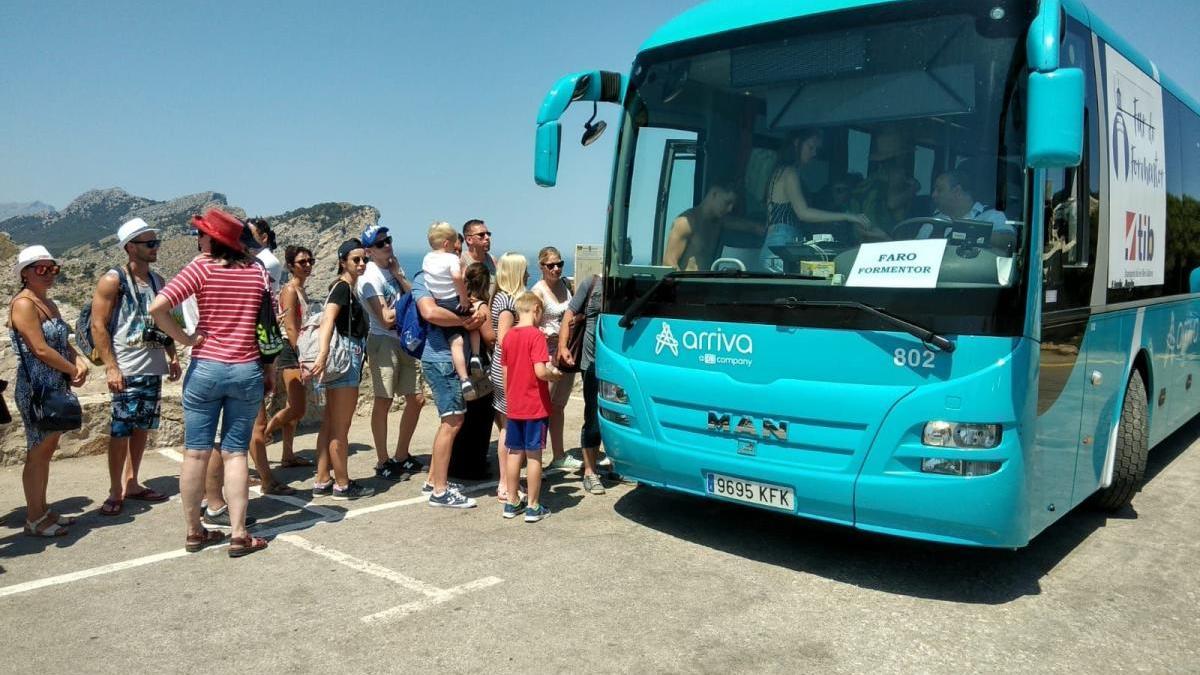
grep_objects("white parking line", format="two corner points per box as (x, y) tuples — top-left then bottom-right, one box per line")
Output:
(360, 576), (504, 625)
(157, 447), (185, 462)
(279, 533), (503, 625)
(250, 486), (341, 519)
(0, 514), (329, 599)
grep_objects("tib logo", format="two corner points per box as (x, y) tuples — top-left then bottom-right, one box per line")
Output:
(654, 322), (680, 357)
(1125, 211), (1155, 261)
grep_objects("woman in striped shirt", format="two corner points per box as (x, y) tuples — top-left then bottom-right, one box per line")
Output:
(149, 208), (270, 558)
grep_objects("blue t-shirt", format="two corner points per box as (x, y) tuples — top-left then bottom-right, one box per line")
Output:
(410, 273), (455, 363)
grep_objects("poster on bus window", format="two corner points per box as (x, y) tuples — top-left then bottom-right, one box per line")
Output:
(1106, 45), (1166, 289)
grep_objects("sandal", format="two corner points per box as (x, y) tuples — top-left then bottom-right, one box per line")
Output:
(24, 513), (69, 537)
(279, 456), (314, 468)
(99, 497), (124, 517)
(228, 535), (268, 558)
(47, 511), (79, 526)
(261, 481), (297, 496)
(185, 529), (226, 553)
(125, 488), (169, 503)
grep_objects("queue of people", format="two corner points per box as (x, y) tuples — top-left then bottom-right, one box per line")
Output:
(4, 210), (609, 551)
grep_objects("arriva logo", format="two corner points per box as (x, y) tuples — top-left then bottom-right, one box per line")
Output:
(654, 322), (754, 367)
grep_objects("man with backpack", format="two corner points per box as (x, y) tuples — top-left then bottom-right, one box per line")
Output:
(91, 218), (181, 516)
(357, 224), (426, 481)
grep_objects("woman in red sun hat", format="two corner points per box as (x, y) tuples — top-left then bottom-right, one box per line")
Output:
(148, 208), (272, 558)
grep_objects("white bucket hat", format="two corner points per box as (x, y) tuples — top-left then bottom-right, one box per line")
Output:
(13, 245), (60, 277)
(117, 217), (158, 248)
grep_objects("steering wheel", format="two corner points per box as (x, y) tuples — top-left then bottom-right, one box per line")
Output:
(891, 216), (954, 240)
(710, 257), (746, 272)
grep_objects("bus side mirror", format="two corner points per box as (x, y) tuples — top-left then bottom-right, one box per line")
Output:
(1026, 68), (1084, 168)
(535, 121), (562, 187)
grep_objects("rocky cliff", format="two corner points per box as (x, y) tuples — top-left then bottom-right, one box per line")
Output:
(0, 190), (384, 466)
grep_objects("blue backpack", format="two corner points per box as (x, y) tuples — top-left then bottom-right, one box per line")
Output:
(394, 275), (427, 359)
(75, 267), (132, 365)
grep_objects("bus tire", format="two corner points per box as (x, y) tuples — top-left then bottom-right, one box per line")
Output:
(1092, 373), (1150, 512)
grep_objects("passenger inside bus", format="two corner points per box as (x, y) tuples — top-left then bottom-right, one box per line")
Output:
(760, 129), (873, 272)
(663, 183), (764, 271)
(849, 129), (923, 241)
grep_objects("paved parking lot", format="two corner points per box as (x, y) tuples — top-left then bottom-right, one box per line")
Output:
(2, 397), (1199, 673)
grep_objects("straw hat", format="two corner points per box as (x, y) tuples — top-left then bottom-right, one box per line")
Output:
(13, 245), (59, 277)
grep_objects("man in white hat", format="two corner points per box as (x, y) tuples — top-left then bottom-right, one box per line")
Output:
(92, 217), (182, 516)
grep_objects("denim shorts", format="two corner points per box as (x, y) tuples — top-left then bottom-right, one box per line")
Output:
(506, 418), (548, 453)
(320, 336), (366, 391)
(423, 360), (466, 418)
(182, 358), (264, 453)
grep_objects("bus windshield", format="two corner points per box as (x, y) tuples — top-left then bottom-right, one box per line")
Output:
(608, 2), (1032, 336)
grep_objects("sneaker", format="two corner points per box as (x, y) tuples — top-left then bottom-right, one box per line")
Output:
(524, 503), (551, 522)
(312, 480), (334, 497)
(546, 455), (584, 471)
(428, 489), (477, 509)
(332, 480), (376, 501)
(582, 473), (607, 495)
(375, 459), (411, 482)
(461, 379), (478, 401)
(469, 356), (485, 377)
(421, 480), (463, 495)
(502, 499), (528, 519)
(202, 508), (258, 530)
(394, 455), (426, 475)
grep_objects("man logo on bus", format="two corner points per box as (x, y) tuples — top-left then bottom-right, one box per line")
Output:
(655, 322), (680, 357)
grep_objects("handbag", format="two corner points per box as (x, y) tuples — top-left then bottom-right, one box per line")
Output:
(319, 281), (354, 382)
(14, 334), (82, 433)
(255, 267), (285, 363)
(0, 379), (12, 425)
(559, 313), (586, 373)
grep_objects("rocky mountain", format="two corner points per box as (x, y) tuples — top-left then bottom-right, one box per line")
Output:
(0, 201), (55, 222)
(0, 188), (230, 253)
(0, 188), (380, 318)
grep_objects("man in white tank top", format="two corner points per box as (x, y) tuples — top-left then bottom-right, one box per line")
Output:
(92, 218), (182, 516)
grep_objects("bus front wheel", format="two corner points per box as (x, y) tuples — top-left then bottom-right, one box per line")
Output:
(1092, 374), (1150, 512)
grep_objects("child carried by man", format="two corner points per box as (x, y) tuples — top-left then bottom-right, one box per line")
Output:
(422, 221), (487, 399)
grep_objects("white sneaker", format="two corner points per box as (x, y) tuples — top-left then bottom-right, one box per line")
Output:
(547, 455), (584, 471)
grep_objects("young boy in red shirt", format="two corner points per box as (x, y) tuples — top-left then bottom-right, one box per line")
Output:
(501, 292), (562, 522)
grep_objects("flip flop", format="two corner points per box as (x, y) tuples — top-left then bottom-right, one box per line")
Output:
(261, 481), (297, 496)
(100, 497), (124, 516)
(125, 488), (169, 503)
(279, 457), (314, 468)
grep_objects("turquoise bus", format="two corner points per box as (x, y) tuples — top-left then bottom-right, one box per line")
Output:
(533, 0), (1200, 547)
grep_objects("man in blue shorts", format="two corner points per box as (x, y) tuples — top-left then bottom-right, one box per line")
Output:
(411, 271), (489, 508)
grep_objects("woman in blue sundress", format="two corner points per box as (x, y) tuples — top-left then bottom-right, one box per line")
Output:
(8, 246), (89, 537)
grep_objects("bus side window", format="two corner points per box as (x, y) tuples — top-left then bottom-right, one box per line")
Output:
(1042, 167), (1082, 307)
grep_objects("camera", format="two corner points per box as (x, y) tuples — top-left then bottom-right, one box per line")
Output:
(141, 326), (172, 347)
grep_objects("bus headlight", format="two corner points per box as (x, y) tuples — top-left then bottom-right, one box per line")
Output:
(922, 422), (1001, 449)
(599, 380), (629, 404)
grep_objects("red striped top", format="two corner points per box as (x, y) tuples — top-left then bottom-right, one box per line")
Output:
(159, 256), (269, 364)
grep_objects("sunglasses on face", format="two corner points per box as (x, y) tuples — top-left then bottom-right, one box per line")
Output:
(469, 231), (492, 239)
(293, 258), (314, 266)
(349, 256), (367, 264)
(133, 239), (161, 249)
(31, 264), (61, 276)
(543, 261), (564, 270)
(371, 237), (393, 249)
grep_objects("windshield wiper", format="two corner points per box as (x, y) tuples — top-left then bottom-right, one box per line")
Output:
(616, 270), (823, 328)
(772, 297), (955, 352)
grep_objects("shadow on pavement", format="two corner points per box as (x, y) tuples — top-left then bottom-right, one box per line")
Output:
(612, 416), (1200, 604)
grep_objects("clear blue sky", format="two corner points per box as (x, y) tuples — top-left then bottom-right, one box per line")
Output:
(2, 0), (1197, 254)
